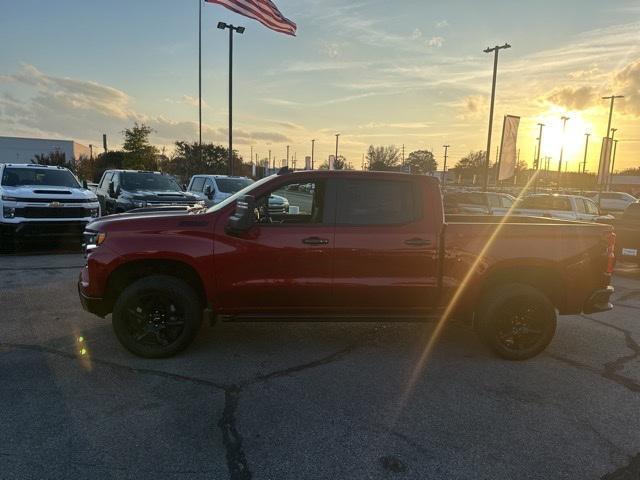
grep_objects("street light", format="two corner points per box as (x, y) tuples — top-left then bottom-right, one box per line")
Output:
(582, 133), (590, 174)
(442, 145), (450, 186)
(482, 42), (511, 191)
(557, 116), (569, 186)
(218, 22), (245, 175)
(334, 134), (340, 170)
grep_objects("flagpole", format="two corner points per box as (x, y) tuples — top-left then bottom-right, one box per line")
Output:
(198, 0), (202, 163)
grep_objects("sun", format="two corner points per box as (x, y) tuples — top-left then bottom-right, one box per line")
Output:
(534, 110), (597, 172)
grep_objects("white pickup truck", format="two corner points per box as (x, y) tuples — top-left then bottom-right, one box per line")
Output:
(0, 163), (100, 243)
(512, 193), (614, 222)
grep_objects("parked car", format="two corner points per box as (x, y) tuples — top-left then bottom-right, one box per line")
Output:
(511, 194), (613, 222)
(79, 170), (615, 361)
(584, 191), (637, 215)
(0, 163), (99, 242)
(443, 191), (515, 215)
(95, 170), (201, 215)
(187, 175), (253, 206)
(187, 174), (289, 213)
(613, 201), (640, 264)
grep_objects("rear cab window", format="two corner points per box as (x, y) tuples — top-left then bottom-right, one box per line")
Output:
(335, 178), (421, 225)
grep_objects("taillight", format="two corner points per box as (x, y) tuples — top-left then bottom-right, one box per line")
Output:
(606, 231), (616, 274)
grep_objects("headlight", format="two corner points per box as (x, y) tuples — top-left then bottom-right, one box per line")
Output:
(3, 206), (15, 218)
(84, 231), (107, 250)
(89, 207), (99, 218)
(1, 195), (17, 201)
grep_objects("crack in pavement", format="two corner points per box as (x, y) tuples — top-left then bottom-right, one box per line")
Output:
(0, 340), (357, 480)
(548, 315), (640, 393)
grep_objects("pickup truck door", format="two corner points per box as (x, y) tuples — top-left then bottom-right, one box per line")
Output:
(331, 177), (439, 313)
(95, 172), (113, 214)
(214, 178), (335, 314)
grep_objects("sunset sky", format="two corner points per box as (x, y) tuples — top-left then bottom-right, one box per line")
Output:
(1, 0), (638, 172)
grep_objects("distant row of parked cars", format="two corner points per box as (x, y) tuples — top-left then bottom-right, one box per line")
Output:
(443, 189), (640, 263)
(0, 163), (291, 245)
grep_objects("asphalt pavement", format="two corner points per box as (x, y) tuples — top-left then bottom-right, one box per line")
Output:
(1, 252), (640, 480)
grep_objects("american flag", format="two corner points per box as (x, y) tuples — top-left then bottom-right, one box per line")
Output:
(205, 0), (297, 36)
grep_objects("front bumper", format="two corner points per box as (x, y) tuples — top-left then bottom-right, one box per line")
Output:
(583, 286), (615, 314)
(78, 278), (109, 318)
(1, 221), (88, 238)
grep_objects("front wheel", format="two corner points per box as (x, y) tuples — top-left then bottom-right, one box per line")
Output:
(475, 283), (557, 360)
(112, 275), (202, 358)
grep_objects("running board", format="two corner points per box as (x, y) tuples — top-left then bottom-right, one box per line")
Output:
(217, 312), (445, 323)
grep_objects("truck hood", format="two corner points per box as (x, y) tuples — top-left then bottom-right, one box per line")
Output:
(122, 190), (198, 201)
(86, 206), (212, 232)
(1, 185), (98, 201)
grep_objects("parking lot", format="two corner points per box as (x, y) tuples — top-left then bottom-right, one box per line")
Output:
(1, 250), (639, 480)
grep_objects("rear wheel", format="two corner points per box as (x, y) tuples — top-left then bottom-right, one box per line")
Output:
(112, 275), (202, 358)
(475, 283), (556, 360)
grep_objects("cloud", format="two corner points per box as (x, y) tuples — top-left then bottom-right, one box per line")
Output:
(545, 85), (597, 110)
(436, 20), (449, 28)
(0, 64), (291, 148)
(427, 36), (444, 48)
(613, 58), (640, 116)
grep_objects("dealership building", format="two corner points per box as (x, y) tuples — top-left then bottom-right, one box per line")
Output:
(0, 136), (92, 164)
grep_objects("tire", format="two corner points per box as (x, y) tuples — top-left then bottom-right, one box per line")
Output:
(112, 275), (203, 358)
(475, 283), (556, 361)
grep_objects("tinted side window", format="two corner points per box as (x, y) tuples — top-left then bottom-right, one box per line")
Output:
(585, 199), (599, 215)
(190, 177), (205, 192)
(99, 172), (113, 189)
(336, 179), (419, 225)
(576, 198), (586, 213)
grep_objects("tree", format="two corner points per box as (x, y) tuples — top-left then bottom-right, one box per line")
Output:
(34, 151), (69, 169)
(405, 150), (437, 174)
(122, 123), (159, 170)
(319, 155), (349, 170)
(162, 141), (242, 182)
(366, 145), (400, 171)
(452, 150), (489, 183)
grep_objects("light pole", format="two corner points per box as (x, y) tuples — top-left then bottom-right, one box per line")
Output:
(582, 133), (590, 174)
(482, 42), (511, 191)
(334, 133), (340, 170)
(533, 123), (544, 192)
(602, 95), (624, 139)
(442, 145), (450, 185)
(608, 139), (619, 191)
(557, 116), (569, 187)
(217, 22), (245, 175)
(311, 139), (315, 170)
(286, 145), (290, 167)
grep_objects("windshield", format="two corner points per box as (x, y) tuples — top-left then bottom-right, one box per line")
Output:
(216, 178), (254, 193)
(207, 175), (276, 213)
(121, 172), (181, 191)
(1, 167), (80, 188)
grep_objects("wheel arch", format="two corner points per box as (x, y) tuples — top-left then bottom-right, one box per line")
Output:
(104, 259), (208, 314)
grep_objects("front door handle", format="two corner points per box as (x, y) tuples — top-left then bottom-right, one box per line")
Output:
(404, 237), (431, 247)
(302, 237), (329, 245)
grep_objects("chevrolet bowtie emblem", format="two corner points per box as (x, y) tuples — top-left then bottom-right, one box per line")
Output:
(49, 201), (62, 207)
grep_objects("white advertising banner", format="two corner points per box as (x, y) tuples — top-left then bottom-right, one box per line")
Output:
(597, 137), (613, 185)
(498, 115), (520, 181)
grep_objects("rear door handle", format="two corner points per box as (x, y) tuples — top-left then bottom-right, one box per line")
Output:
(404, 237), (431, 246)
(302, 237), (329, 245)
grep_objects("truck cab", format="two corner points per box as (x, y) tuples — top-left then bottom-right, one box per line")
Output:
(0, 163), (99, 242)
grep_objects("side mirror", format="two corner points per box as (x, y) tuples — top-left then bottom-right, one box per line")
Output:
(204, 185), (214, 199)
(82, 179), (88, 189)
(108, 181), (116, 198)
(226, 195), (256, 235)
(182, 184), (187, 191)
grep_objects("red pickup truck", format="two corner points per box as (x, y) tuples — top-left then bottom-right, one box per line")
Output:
(78, 170), (616, 360)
